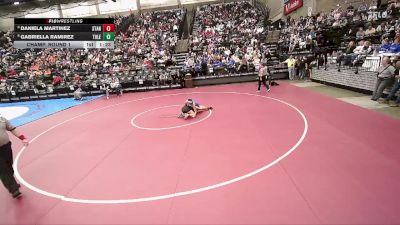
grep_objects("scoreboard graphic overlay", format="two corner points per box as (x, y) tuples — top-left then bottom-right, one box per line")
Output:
(13, 18), (115, 49)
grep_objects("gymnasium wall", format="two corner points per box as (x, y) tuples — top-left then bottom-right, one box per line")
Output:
(265, 0), (283, 21)
(0, 18), (13, 31)
(267, 0), (381, 22)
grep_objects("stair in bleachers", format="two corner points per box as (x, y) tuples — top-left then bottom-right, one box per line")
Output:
(171, 52), (187, 70)
(266, 30), (280, 44)
(264, 43), (280, 65)
(271, 30), (281, 43)
(192, 20), (200, 34)
(175, 39), (189, 53)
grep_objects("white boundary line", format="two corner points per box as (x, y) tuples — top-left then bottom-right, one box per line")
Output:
(131, 104), (212, 131)
(14, 92), (308, 204)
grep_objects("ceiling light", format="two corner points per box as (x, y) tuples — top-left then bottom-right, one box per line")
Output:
(14, 1), (20, 5)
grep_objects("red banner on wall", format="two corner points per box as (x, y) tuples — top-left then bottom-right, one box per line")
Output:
(284, 0), (303, 15)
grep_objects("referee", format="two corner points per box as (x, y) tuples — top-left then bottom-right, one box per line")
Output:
(0, 115), (28, 198)
(257, 62), (271, 92)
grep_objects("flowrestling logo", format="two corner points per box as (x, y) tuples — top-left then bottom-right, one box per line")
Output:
(284, 0), (303, 15)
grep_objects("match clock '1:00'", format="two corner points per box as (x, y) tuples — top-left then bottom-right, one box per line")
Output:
(99, 42), (113, 47)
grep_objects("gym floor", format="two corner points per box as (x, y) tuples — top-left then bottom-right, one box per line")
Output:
(1, 81), (399, 224)
(290, 80), (400, 119)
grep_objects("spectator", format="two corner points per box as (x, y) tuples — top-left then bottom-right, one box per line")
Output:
(350, 40), (373, 67)
(371, 57), (396, 101)
(356, 27), (365, 40)
(365, 25), (377, 36)
(298, 56), (307, 79)
(388, 36), (400, 53)
(337, 41), (357, 69)
(384, 60), (400, 106)
(380, 38), (392, 52)
(110, 74), (123, 96)
(370, 0), (378, 10)
(52, 75), (62, 87)
(74, 87), (83, 100)
(284, 55), (297, 80)
(376, 22), (390, 34)
(358, 1), (368, 11)
(353, 40), (373, 55)
(237, 57), (249, 72)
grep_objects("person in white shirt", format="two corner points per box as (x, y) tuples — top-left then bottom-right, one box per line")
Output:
(257, 63), (271, 92)
(173, 24), (178, 32)
(365, 25), (376, 36)
(74, 87), (84, 100)
(353, 41), (373, 55)
(104, 75), (123, 99)
(112, 64), (120, 72)
(103, 60), (111, 68)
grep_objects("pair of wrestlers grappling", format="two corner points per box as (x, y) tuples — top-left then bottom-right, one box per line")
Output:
(178, 99), (213, 119)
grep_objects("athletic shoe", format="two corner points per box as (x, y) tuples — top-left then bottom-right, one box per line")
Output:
(267, 88), (271, 92)
(12, 190), (22, 199)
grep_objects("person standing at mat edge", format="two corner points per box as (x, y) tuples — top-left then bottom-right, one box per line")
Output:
(0, 115), (28, 198)
(257, 63), (271, 92)
(371, 57), (396, 101)
(284, 55), (296, 80)
(383, 60), (400, 107)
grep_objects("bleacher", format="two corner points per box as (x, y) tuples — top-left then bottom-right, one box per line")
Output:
(0, 9), (188, 102)
(1, 1), (400, 103)
(178, 1), (273, 81)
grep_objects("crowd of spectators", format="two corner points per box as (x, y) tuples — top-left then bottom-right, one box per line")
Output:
(1, 0), (399, 103)
(274, 0), (400, 80)
(0, 9), (186, 99)
(122, 9), (184, 67)
(275, 0), (400, 105)
(182, 1), (269, 76)
(279, 0), (400, 54)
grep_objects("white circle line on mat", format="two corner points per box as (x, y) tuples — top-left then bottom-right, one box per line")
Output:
(130, 104), (212, 131)
(14, 91), (308, 204)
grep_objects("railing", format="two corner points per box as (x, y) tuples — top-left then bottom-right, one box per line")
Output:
(329, 55), (381, 73)
(0, 82), (183, 102)
(362, 56), (381, 72)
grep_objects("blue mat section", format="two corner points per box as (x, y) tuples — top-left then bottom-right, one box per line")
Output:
(0, 96), (101, 126)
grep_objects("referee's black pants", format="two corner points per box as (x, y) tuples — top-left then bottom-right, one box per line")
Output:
(0, 142), (20, 194)
(258, 76), (270, 91)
